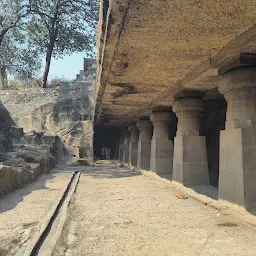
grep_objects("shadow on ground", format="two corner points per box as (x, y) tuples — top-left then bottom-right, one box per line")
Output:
(81, 165), (141, 180)
(186, 185), (218, 200)
(0, 174), (55, 213)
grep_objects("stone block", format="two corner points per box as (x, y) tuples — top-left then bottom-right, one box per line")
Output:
(173, 135), (209, 185)
(150, 138), (173, 175)
(137, 140), (151, 170)
(219, 127), (256, 209)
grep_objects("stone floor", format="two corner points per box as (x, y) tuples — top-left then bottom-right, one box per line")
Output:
(0, 169), (73, 256)
(1, 162), (256, 255)
(55, 162), (256, 256)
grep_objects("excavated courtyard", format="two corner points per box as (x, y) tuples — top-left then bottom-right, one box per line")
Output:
(1, 162), (256, 256)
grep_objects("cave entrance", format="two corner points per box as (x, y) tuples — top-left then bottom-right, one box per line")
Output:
(94, 126), (120, 160)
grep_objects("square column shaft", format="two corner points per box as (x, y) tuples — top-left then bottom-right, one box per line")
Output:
(150, 112), (173, 175)
(128, 125), (139, 167)
(118, 135), (124, 163)
(123, 129), (130, 164)
(137, 120), (152, 170)
(218, 67), (256, 210)
(173, 96), (209, 185)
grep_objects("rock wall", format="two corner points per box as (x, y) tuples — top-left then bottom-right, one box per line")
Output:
(0, 131), (63, 197)
(0, 102), (15, 153)
(0, 80), (96, 163)
(0, 58), (97, 196)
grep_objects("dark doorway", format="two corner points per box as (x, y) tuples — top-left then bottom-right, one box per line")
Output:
(94, 126), (121, 160)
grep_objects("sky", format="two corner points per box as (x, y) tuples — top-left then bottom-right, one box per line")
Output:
(49, 52), (87, 81)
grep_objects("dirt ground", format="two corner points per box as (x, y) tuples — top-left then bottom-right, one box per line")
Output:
(0, 169), (73, 256)
(54, 162), (256, 256)
(1, 162), (256, 255)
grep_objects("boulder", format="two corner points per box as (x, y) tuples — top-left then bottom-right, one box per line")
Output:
(9, 126), (24, 144)
(16, 149), (42, 163)
(0, 166), (18, 196)
(67, 157), (91, 166)
(3, 158), (32, 169)
(0, 102), (14, 153)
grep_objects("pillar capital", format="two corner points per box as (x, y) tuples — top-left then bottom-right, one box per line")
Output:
(150, 111), (172, 140)
(128, 124), (139, 133)
(150, 112), (172, 123)
(219, 67), (256, 96)
(172, 98), (203, 113)
(123, 129), (130, 137)
(173, 97), (204, 136)
(136, 119), (152, 129)
(218, 67), (256, 130)
(223, 87), (256, 101)
(174, 90), (205, 101)
(128, 125), (139, 142)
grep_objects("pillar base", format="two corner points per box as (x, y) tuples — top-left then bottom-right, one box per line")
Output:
(173, 135), (209, 185)
(219, 127), (256, 210)
(150, 138), (173, 175)
(137, 140), (151, 170)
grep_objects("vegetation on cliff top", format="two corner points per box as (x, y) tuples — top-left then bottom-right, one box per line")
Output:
(0, 0), (98, 89)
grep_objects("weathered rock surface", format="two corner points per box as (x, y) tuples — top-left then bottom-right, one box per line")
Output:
(0, 60), (96, 197)
(0, 132), (64, 197)
(0, 78), (95, 163)
(57, 121), (94, 162)
(9, 126), (24, 144)
(0, 164), (36, 197)
(67, 157), (91, 167)
(0, 102), (14, 153)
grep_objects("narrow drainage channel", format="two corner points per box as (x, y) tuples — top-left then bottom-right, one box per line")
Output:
(26, 171), (81, 256)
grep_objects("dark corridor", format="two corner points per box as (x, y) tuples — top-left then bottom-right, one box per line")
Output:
(94, 126), (121, 160)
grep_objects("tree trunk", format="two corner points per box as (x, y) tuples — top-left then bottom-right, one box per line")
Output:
(42, 40), (54, 88)
(0, 64), (8, 89)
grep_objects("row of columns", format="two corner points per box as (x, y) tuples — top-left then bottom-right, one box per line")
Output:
(118, 67), (256, 210)
(119, 94), (208, 185)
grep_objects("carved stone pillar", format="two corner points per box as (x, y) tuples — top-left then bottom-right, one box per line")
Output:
(118, 135), (124, 164)
(123, 129), (130, 164)
(137, 120), (153, 170)
(218, 67), (256, 210)
(172, 95), (209, 185)
(128, 125), (139, 167)
(150, 112), (173, 175)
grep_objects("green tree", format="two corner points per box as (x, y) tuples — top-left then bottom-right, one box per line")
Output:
(28, 0), (98, 88)
(0, 33), (42, 87)
(0, 0), (30, 88)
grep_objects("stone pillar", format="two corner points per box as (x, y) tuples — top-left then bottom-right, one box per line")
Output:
(128, 125), (139, 166)
(123, 129), (130, 164)
(137, 120), (152, 170)
(118, 135), (124, 163)
(172, 95), (209, 185)
(218, 67), (256, 210)
(150, 112), (173, 175)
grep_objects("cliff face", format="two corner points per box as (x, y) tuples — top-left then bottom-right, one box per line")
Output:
(0, 59), (97, 162)
(0, 102), (14, 152)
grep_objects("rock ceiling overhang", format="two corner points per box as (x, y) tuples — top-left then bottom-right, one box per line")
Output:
(96, 0), (256, 127)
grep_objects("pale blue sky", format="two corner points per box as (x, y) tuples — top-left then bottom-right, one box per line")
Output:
(49, 52), (87, 81)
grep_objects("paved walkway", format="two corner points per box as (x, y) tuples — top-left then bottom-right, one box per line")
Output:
(55, 162), (256, 256)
